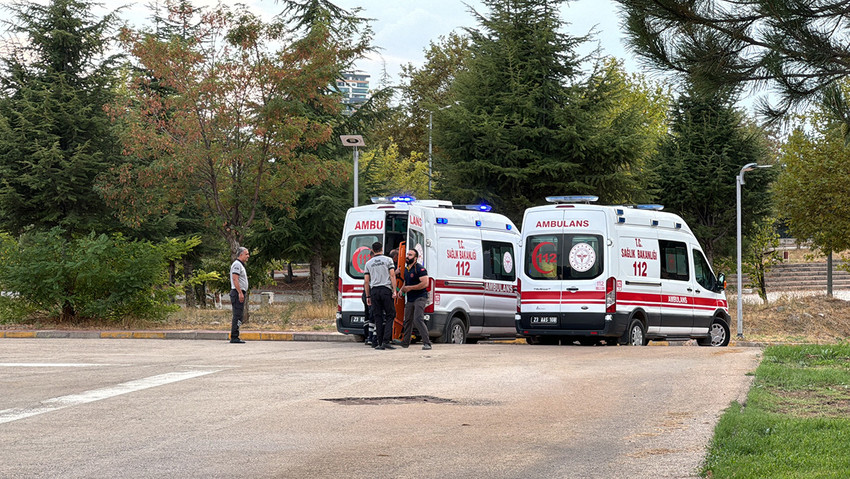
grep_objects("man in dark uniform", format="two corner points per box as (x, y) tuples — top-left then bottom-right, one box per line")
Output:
(400, 248), (432, 350)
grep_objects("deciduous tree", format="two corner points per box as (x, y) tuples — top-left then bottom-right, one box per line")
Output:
(101, 1), (349, 257)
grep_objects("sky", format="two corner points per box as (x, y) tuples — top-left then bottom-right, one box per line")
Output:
(0, 0), (640, 85)
(108, 0), (640, 85)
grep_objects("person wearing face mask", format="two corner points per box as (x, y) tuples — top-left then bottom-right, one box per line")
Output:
(399, 248), (432, 350)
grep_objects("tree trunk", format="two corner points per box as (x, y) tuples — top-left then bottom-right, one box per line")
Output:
(183, 258), (196, 308)
(310, 252), (324, 303)
(284, 262), (293, 284)
(168, 260), (177, 303)
(60, 301), (75, 323)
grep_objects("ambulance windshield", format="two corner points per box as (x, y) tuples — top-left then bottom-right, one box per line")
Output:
(525, 234), (603, 280)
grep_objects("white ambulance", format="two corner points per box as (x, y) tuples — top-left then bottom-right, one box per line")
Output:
(337, 196), (521, 343)
(516, 196), (730, 346)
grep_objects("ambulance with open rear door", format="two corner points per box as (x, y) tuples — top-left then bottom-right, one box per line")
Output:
(337, 196), (521, 343)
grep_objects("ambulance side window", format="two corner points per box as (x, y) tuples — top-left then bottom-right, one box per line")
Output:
(525, 235), (560, 280)
(408, 229), (425, 265)
(347, 234), (380, 279)
(483, 241), (515, 281)
(659, 240), (689, 281)
(692, 249), (716, 290)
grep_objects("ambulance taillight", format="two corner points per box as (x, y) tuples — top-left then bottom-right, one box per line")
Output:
(337, 277), (342, 312)
(425, 277), (436, 313)
(516, 278), (522, 312)
(605, 276), (617, 313)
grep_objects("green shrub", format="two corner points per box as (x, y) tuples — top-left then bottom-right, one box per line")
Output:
(0, 228), (184, 322)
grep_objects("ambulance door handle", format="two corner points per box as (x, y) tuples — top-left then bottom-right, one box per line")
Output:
(565, 287), (579, 292)
(687, 288), (693, 292)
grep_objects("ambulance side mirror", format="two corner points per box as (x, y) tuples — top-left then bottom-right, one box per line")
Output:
(716, 273), (726, 292)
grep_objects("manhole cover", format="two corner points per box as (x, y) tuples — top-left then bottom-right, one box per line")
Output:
(322, 395), (456, 405)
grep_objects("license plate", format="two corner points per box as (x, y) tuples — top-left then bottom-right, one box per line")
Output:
(530, 316), (558, 325)
(350, 316), (366, 324)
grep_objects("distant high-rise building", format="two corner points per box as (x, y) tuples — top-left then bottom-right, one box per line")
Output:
(335, 72), (370, 113)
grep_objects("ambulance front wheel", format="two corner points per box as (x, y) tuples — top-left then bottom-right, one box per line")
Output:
(698, 317), (730, 347)
(625, 319), (648, 346)
(446, 316), (467, 344)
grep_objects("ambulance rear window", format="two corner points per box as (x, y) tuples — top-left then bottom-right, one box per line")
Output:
(525, 234), (603, 280)
(347, 234), (380, 279)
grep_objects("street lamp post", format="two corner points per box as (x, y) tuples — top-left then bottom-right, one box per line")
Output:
(428, 111), (433, 195)
(427, 102), (458, 196)
(340, 135), (365, 207)
(736, 162), (773, 338)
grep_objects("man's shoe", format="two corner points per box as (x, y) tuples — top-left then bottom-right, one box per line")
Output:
(391, 339), (403, 345)
(375, 345), (386, 350)
(422, 344), (432, 350)
(364, 341), (373, 346)
(230, 339), (246, 344)
(401, 344), (410, 348)
(383, 343), (396, 350)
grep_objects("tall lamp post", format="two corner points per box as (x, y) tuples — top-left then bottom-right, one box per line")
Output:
(736, 162), (773, 338)
(340, 135), (365, 207)
(427, 102), (458, 196)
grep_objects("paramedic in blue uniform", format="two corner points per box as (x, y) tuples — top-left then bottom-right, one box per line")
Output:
(229, 246), (249, 343)
(363, 242), (397, 350)
(400, 248), (432, 350)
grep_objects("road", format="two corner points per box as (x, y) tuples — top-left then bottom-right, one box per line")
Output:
(0, 339), (761, 478)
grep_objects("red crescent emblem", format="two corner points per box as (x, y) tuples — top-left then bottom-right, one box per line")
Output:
(352, 246), (371, 274)
(531, 241), (556, 275)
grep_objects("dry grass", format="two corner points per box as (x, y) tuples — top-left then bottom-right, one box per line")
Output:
(733, 294), (850, 343)
(162, 301), (337, 332)
(1, 301), (338, 332)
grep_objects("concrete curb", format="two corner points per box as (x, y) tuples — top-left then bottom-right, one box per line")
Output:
(0, 330), (355, 342)
(0, 330), (770, 346)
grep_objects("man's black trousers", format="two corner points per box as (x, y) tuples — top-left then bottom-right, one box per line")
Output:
(370, 286), (395, 346)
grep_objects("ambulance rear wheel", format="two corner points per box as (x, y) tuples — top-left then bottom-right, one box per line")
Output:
(626, 319), (648, 346)
(446, 317), (466, 344)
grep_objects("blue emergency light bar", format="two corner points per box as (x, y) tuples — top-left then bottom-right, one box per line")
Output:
(370, 195), (417, 204)
(546, 195), (599, 204)
(462, 204), (492, 212)
(635, 204), (664, 211)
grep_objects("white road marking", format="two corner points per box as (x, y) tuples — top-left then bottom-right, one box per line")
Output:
(0, 363), (115, 368)
(0, 370), (219, 425)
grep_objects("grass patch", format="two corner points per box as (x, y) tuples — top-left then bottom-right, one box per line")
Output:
(703, 344), (850, 478)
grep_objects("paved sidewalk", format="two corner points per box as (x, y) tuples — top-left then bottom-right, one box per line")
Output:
(0, 329), (354, 342)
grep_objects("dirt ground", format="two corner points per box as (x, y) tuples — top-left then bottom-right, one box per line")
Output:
(731, 294), (850, 343)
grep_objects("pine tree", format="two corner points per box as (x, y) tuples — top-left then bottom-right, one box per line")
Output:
(435, 0), (661, 222)
(0, 0), (123, 236)
(650, 86), (775, 261)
